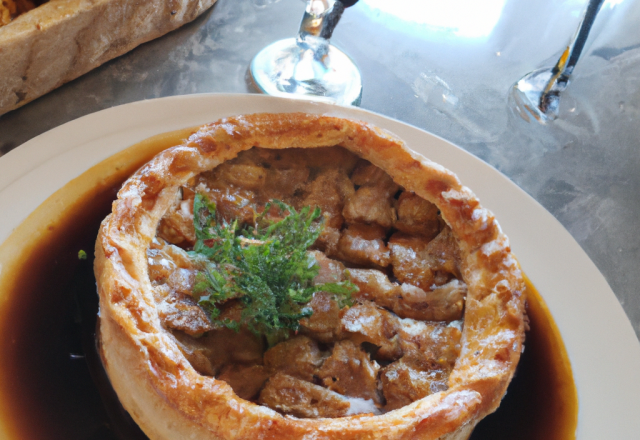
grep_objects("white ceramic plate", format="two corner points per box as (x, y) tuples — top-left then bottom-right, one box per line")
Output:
(1, 94), (639, 438)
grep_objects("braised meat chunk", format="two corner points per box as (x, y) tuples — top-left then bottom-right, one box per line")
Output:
(350, 160), (394, 187)
(336, 223), (391, 268)
(394, 191), (441, 239)
(171, 324), (265, 378)
(259, 373), (351, 418)
(264, 167), (310, 202)
(389, 226), (462, 290)
(302, 168), (354, 230)
(212, 162), (268, 191)
(300, 291), (343, 343)
(264, 336), (327, 382)
(195, 182), (258, 226)
(317, 340), (382, 405)
(341, 301), (402, 360)
(380, 359), (450, 410)
(380, 321), (461, 410)
(148, 238), (213, 335)
(343, 186), (397, 229)
(343, 162), (399, 229)
(348, 269), (466, 321)
(157, 290), (214, 336)
(147, 237), (194, 283)
(302, 168), (355, 255)
(396, 320), (462, 368)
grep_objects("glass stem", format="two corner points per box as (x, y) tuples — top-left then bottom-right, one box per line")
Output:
(539, 0), (605, 110)
(297, 0), (345, 59)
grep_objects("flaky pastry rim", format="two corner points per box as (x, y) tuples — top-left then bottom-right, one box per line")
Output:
(95, 112), (526, 440)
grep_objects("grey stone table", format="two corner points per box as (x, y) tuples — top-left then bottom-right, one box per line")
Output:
(1, 0), (639, 340)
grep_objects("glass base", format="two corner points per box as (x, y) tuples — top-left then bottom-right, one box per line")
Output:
(510, 68), (562, 123)
(250, 38), (362, 106)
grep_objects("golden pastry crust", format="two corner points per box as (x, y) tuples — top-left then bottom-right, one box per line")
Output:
(95, 113), (526, 440)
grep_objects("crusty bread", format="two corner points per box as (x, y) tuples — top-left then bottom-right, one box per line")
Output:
(95, 113), (526, 440)
(0, 0), (216, 115)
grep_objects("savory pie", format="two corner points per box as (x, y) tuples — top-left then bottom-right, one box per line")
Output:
(95, 113), (526, 440)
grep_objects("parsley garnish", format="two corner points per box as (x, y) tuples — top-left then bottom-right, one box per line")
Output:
(189, 194), (355, 338)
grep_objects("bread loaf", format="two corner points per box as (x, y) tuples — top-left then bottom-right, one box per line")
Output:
(0, 0), (217, 115)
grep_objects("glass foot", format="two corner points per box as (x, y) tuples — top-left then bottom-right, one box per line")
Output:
(510, 68), (563, 123)
(250, 37), (362, 106)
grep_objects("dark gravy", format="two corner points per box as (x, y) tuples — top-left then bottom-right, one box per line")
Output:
(0, 129), (578, 439)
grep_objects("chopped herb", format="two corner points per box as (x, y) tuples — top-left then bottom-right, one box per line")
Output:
(78, 250), (87, 260)
(189, 194), (355, 338)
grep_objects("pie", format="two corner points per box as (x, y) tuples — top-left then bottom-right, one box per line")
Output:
(95, 113), (526, 440)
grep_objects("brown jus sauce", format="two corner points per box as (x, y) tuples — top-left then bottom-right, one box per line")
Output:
(0, 129), (578, 440)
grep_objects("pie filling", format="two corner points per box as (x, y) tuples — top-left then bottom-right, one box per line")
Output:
(146, 146), (467, 418)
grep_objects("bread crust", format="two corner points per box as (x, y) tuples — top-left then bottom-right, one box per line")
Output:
(0, 0), (216, 115)
(95, 113), (526, 440)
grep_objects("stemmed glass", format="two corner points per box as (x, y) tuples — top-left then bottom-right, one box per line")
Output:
(250, 0), (362, 106)
(510, 0), (605, 123)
